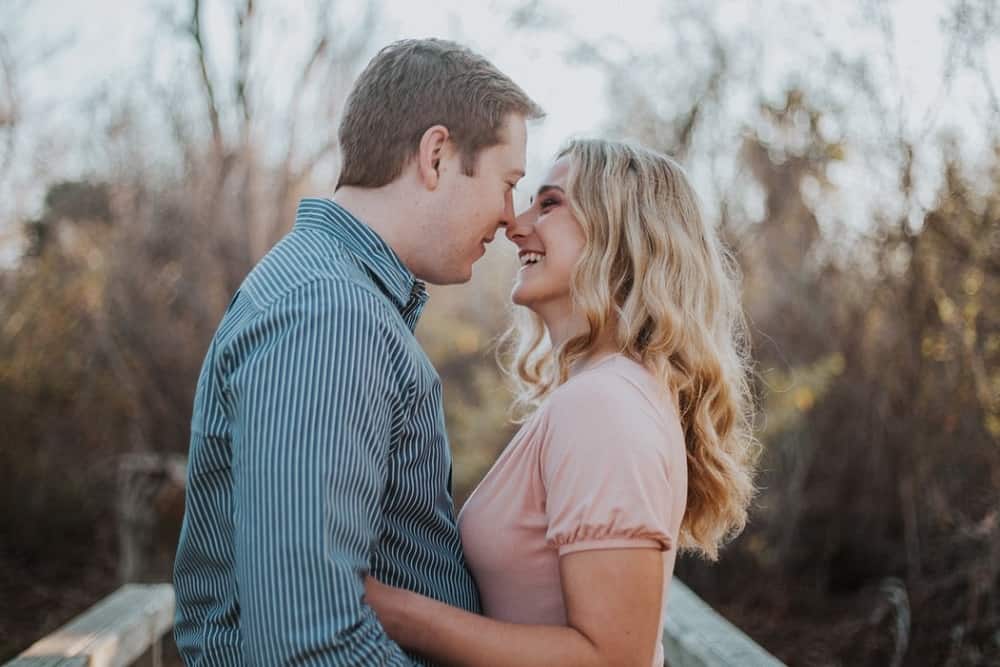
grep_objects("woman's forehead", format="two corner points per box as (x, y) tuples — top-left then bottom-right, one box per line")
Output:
(542, 155), (572, 184)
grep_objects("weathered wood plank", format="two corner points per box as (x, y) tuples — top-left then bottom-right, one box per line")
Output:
(7, 578), (784, 667)
(663, 580), (785, 667)
(2, 659), (87, 667)
(5, 584), (174, 667)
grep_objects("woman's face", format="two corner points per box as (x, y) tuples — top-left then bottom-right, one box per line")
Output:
(507, 156), (587, 312)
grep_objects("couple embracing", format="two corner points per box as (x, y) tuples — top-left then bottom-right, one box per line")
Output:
(173, 37), (758, 667)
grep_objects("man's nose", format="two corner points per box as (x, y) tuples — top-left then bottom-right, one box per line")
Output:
(502, 192), (516, 227)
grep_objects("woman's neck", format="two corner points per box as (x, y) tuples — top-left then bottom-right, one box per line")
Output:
(535, 302), (621, 378)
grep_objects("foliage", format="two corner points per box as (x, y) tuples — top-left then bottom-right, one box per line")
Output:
(2, 1), (999, 664)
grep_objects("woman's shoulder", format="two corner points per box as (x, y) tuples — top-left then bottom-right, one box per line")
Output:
(547, 355), (671, 417)
(538, 354), (686, 485)
(540, 355), (681, 449)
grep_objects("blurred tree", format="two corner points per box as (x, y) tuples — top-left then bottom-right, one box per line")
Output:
(170, 0), (377, 294)
(0, 32), (14, 185)
(3, 1), (999, 664)
(539, 0), (1000, 663)
(0, 1), (380, 658)
(23, 181), (113, 256)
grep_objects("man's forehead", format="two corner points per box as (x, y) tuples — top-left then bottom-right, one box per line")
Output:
(477, 114), (527, 173)
(493, 143), (526, 177)
(501, 111), (528, 140)
(501, 115), (527, 156)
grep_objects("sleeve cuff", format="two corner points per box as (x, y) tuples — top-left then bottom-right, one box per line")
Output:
(556, 536), (668, 556)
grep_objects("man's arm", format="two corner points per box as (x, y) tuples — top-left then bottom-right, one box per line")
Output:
(229, 279), (414, 665)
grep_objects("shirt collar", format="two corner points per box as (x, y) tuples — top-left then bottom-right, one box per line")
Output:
(292, 198), (428, 316)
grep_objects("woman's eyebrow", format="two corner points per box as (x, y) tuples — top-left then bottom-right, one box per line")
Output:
(530, 184), (565, 204)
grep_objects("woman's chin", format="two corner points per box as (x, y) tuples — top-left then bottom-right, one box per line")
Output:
(510, 286), (534, 308)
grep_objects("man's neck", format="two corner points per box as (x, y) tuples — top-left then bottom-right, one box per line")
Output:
(332, 185), (424, 275)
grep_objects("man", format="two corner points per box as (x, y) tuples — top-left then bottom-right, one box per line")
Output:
(173, 38), (543, 665)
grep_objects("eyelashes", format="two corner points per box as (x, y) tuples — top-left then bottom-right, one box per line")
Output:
(539, 197), (560, 211)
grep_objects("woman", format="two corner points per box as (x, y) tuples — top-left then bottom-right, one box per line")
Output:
(365, 139), (759, 666)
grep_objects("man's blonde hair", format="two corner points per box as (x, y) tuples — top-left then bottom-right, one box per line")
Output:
(500, 139), (760, 560)
(337, 39), (544, 189)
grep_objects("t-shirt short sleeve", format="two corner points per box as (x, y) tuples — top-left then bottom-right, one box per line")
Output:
(540, 372), (678, 556)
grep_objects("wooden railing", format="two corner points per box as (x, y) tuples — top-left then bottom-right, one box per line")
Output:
(5, 580), (784, 666)
(5, 454), (784, 666)
(663, 580), (785, 666)
(6, 585), (174, 667)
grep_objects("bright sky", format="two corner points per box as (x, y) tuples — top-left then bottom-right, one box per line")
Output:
(1, 0), (997, 265)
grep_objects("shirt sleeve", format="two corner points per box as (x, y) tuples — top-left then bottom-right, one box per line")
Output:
(541, 373), (678, 557)
(227, 279), (415, 665)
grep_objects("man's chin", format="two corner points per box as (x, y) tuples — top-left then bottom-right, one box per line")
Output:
(423, 265), (473, 286)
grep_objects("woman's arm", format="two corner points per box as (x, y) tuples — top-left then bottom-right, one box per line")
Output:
(365, 547), (664, 667)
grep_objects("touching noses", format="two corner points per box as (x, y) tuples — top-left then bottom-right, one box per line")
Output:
(505, 207), (537, 245)
(489, 192), (518, 244)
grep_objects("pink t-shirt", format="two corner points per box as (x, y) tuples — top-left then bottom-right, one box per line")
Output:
(458, 355), (688, 667)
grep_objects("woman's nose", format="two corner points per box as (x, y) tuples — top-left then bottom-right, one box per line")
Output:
(505, 207), (536, 243)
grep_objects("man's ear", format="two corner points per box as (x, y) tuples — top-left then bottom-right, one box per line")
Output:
(417, 125), (450, 190)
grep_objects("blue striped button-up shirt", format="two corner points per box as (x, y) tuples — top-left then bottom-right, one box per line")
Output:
(173, 198), (481, 665)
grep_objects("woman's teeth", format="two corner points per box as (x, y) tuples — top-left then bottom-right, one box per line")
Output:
(520, 252), (544, 267)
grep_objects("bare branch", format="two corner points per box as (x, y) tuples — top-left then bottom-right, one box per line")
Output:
(292, 4), (332, 103)
(941, 0), (1000, 128)
(234, 0), (254, 129)
(975, 44), (1000, 123)
(331, 1), (378, 64)
(0, 39), (16, 184)
(283, 0), (376, 172)
(188, 0), (224, 156)
(281, 2), (332, 173)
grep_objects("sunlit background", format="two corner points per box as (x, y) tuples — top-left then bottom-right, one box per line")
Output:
(1, 1), (998, 665)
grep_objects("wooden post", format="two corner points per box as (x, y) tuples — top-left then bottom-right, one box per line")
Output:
(116, 454), (186, 584)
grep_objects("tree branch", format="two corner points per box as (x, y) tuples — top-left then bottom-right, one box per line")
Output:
(0, 32), (17, 184)
(188, 0), (224, 156)
(234, 0), (254, 128)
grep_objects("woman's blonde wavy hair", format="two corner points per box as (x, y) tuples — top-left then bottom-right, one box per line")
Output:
(498, 138), (759, 560)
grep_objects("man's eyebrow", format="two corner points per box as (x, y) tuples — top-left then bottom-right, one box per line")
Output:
(530, 184), (565, 203)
